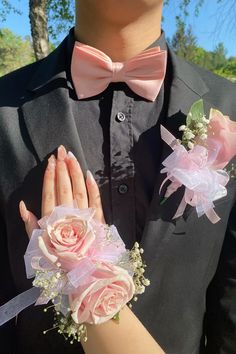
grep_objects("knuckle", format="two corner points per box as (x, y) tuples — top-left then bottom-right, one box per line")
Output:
(93, 195), (101, 208)
(74, 191), (86, 200)
(44, 168), (54, 178)
(44, 192), (54, 203)
(61, 185), (70, 195)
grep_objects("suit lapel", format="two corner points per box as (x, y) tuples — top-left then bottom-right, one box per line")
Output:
(20, 30), (88, 171)
(21, 88), (88, 170)
(140, 48), (210, 249)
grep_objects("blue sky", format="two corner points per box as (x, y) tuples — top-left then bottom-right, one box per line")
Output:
(1, 0), (235, 57)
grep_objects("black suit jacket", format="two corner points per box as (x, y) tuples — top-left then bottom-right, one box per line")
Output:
(0, 30), (236, 354)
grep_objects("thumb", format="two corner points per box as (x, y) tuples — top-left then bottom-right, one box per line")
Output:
(19, 201), (39, 239)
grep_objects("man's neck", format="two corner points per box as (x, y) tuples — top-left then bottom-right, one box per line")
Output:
(74, 3), (163, 62)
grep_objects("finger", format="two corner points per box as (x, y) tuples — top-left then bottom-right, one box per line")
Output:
(86, 170), (105, 223)
(56, 145), (73, 205)
(19, 201), (38, 239)
(41, 155), (57, 217)
(66, 152), (88, 209)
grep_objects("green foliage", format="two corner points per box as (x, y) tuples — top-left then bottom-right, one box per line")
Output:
(0, 28), (35, 76)
(169, 17), (235, 83)
(47, 0), (75, 40)
(186, 99), (204, 127)
(0, 0), (21, 21)
(0, 0), (75, 40)
(214, 57), (236, 83)
(170, 17), (197, 62)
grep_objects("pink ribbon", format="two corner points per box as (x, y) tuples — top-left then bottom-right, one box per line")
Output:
(160, 126), (229, 223)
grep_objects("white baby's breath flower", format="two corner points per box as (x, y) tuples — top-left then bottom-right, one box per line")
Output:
(179, 125), (186, 131)
(185, 132), (195, 140)
(143, 279), (150, 286)
(188, 142), (194, 150)
(196, 122), (203, 128)
(200, 134), (208, 140)
(203, 118), (210, 124)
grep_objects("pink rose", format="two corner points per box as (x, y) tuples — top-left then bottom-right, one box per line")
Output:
(207, 109), (236, 169)
(38, 215), (96, 270)
(69, 263), (135, 325)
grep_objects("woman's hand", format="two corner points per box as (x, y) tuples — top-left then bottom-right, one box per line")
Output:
(19, 146), (165, 354)
(19, 145), (105, 238)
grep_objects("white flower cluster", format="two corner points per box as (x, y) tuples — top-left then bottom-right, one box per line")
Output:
(33, 270), (65, 300)
(34, 270), (88, 344)
(179, 113), (210, 150)
(128, 242), (150, 306)
(225, 162), (236, 179)
(54, 312), (88, 344)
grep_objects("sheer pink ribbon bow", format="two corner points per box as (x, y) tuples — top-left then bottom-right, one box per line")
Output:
(160, 126), (229, 223)
(71, 41), (167, 101)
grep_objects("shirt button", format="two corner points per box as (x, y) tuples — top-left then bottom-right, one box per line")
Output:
(118, 184), (129, 194)
(116, 112), (126, 122)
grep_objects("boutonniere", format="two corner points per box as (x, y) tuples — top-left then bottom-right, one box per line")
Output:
(160, 99), (236, 223)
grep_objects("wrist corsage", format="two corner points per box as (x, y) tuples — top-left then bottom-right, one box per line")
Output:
(160, 99), (236, 223)
(0, 205), (149, 344)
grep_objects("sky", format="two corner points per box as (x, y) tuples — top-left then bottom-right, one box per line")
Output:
(1, 0), (235, 57)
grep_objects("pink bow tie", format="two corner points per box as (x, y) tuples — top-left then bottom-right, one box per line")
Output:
(71, 41), (167, 101)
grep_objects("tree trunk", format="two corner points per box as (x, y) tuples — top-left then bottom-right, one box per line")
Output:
(29, 0), (49, 60)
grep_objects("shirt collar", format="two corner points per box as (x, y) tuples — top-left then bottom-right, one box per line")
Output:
(146, 30), (167, 51)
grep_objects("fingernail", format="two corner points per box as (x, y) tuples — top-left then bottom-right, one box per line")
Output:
(86, 170), (96, 184)
(68, 151), (76, 159)
(19, 201), (29, 223)
(48, 155), (56, 168)
(57, 145), (67, 161)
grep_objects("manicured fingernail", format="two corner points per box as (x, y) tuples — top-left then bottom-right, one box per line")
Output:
(19, 201), (29, 223)
(57, 145), (67, 161)
(86, 170), (96, 184)
(48, 155), (56, 168)
(68, 151), (76, 159)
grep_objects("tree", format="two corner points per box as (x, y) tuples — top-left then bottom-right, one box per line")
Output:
(215, 57), (236, 82)
(29, 0), (49, 60)
(0, 28), (35, 76)
(0, 0), (74, 60)
(211, 43), (227, 70)
(170, 17), (198, 62)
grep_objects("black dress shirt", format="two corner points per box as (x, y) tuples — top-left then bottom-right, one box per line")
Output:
(67, 29), (170, 246)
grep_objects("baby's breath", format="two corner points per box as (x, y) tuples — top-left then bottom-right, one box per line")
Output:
(178, 100), (210, 150)
(129, 242), (150, 299)
(33, 270), (65, 300)
(179, 115), (209, 150)
(225, 162), (236, 179)
(43, 311), (88, 344)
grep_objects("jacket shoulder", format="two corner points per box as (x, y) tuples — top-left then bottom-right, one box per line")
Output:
(0, 33), (69, 107)
(176, 55), (236, 116)
(189, 61), (236, 94)
(0, 60), (42, 106)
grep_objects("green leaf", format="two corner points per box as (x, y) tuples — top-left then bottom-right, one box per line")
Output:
(186, 99), (205, 127)
(160, 197), (168, 205)
(112, 312), (120, 322)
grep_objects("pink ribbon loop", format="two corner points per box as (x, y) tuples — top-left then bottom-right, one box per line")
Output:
(160, 125), (230, 223)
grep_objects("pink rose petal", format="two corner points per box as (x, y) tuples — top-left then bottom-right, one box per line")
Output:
(208, 108), (236, 169)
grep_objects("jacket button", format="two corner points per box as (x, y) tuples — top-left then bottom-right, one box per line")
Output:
(118, 184), (129, 194)
(116, 112), (126, 122)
